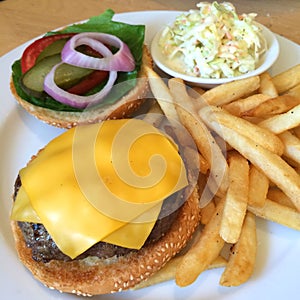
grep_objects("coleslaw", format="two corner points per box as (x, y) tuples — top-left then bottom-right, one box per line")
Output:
(159, 1), (267, 79)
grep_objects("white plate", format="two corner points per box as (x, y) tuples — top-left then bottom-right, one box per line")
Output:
(151, 21), (279, 88)
(0, 11), (300, 300)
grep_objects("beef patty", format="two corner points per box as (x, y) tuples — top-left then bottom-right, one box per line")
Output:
(14, 176), (185, 263)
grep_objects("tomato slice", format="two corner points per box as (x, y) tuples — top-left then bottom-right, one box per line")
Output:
(21, 33), (75, 73)
(67, 70), (109, 95)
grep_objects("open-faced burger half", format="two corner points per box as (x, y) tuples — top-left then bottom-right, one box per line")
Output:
(10, 9), (152, 129)
(10, 118), (201, 296)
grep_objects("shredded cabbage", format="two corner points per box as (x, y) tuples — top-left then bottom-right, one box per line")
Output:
(159, 1), (267, 78)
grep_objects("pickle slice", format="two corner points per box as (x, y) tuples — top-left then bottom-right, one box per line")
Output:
(36, 38), (69, 63)
(55, 63), (93, 89)
(21, 54), (61, 97)
(21, 54), (93, 98)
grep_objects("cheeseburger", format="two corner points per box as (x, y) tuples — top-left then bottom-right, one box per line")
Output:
(10, 9), (152, 129)
(10, 118), (201, 295)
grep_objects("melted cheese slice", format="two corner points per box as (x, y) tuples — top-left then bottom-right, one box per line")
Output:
(11, 119), (188, 259)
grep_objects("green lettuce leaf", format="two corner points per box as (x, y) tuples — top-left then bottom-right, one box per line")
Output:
(12, 9), (145, 112)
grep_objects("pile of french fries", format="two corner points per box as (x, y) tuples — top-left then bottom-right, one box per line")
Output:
(135, 64), (300, 289)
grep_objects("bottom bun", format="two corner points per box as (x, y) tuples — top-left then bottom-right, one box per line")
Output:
(10, 46), (152, 129)
(11, 187), (201, 296)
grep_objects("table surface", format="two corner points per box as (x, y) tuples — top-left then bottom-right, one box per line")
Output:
(0, 0), (299, 57)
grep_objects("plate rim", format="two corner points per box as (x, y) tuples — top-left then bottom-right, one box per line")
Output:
(0, 9), (300, 300)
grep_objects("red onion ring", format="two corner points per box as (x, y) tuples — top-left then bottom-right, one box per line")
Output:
(44, 63), (117, 109)
(44, 41), (118, 109)
(61, 32), (136, 71)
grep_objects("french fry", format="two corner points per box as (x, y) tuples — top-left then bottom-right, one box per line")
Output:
(145, 67), (206, 161)
(199, 106), (284, 156)
(201, 76), (260, 106)
(142, 102), (164, 127)
(279, 130), (300, 165)
(267, 187), (296, 209)
(144, 64), (300, 290)
(222, 94), (270, 117)
(168, 78), (205, 112)
(175, 105), (229, 196)
(258, 104), (300, 134)
(196, 172), (219, 210)
(245, 94), (300, 117)
(200, 199), (216, 225)
(197, 114), (300, 212)
(219, 152), (249, 243)
(168, 78), (229, 201)
(258, 72), (278, 98)
(146, 101), (164, 115)
(133, 255), (227, 290)
(144, 65), (179, 122)
(220, 211), (257, 287)
(208, 255), (228, 270)
(248, 199), (300, 230)
(206, 175), (228, 199)
(286, 83), (300, 98)
(197, 171), (209, 194)
(248, 165), (269, 207)
(183, 146), (210, 175)
(175, 198), (225, 287)
(272, 64), (300, 94)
